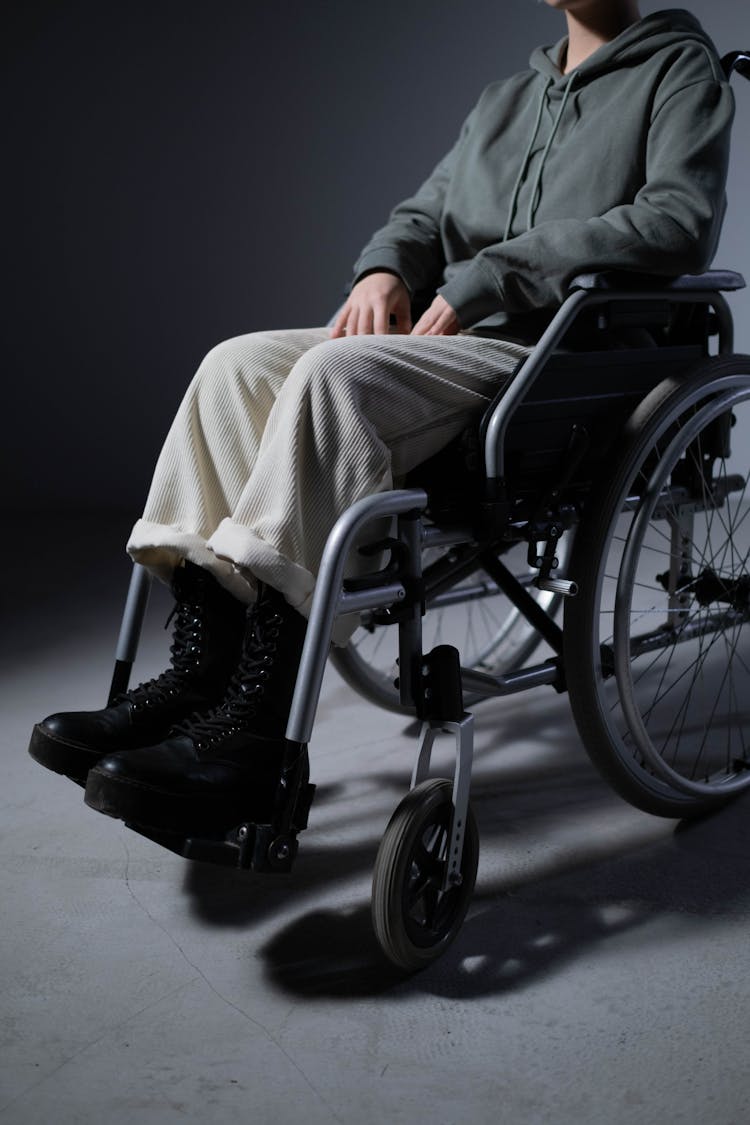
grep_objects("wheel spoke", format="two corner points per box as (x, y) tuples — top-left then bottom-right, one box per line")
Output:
(569, 372), (750, 811)
(620, 396), (750, 792)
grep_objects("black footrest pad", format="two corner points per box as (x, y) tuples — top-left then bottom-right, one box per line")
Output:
(124, 775), (317, 873)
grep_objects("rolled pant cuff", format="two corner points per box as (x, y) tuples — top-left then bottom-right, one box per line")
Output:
(206, 518), (315, 612)
(126, 519), (256, 605)
(206, 518), (358, 647)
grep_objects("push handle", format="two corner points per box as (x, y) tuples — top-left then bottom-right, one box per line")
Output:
(721, 51), (750, 81)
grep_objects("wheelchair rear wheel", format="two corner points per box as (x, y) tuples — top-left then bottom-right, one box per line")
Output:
(371, 779), (479, 971)
(565, 356), (750, 817)
(333, 537), (570, 713)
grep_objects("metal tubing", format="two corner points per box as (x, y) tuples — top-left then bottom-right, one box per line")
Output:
(337, 582), (406, 615)
(396, 512), (425, 710)
(427, 579), (501, 610)
(484, 288), (735, 481)
(285, 488), (428, 745)
(408, 716), (476, 894)
(115, 564), (152, 663)
(483, 287), (590, 480)
(421, 526), (474, 548)
(445, 713), (475, 892)
(459, 660), (560, 697)
(481, 551), (565, 654)
(713, 293), (734, 354)
(411, 723), (436, 789)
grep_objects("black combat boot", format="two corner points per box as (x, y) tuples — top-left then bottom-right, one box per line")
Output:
(83, 583), (308, 832)
(29, 561), (247, 785)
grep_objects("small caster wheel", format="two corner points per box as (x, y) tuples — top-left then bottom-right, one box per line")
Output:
(371, 778), (479, 972)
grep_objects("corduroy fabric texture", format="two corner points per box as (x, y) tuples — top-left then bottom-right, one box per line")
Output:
(127, 327), (530, 637)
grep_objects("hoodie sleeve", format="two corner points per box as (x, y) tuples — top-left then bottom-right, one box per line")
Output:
(350, 109), (477, 296)
(438, 76), (735, 326)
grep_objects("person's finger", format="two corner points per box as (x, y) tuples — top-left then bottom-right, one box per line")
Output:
(395, 295), (413, 334)
(428, 310), (452, 335)
(329, 303), (351, 338)
(355, 304), (374, 336)
(425, 298), (460, 336)
(411, 308), (436, 335)
(373, 299), (389, 336)
(442, 310), (460, 335)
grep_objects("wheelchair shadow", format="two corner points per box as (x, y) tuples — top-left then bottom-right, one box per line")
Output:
(257, 791), (750, 1000)
(179, 748), (610, 933)
(179, 715), (750, 1000)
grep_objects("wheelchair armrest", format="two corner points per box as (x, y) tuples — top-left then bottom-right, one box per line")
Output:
(569, 270), (746, 293)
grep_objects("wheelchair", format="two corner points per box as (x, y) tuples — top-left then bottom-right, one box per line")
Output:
(109, 49), (750, 972)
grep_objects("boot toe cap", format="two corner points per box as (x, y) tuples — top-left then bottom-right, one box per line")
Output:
(94, 738), (198, 789)
(39, 703), (134, 747)
(40, 710), (99, 743)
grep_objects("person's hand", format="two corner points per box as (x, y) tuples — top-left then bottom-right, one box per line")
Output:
(330, 272), (413, 337)
(411, 294), (460, 336)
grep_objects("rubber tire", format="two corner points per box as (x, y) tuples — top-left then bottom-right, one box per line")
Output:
(564, 356), (750, 818)
(372, 779), (479, 972)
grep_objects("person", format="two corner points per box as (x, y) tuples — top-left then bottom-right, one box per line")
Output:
(29, 0), (734, 835)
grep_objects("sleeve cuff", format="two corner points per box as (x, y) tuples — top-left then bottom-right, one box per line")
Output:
(352, 248), (422, 296)
(438, 259), (504, 327)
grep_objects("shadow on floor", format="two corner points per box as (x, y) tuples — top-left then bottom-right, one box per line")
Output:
(257, 791), (750, 1000)
(179, 751), (617, 928)
(173, 735), (750, 1001)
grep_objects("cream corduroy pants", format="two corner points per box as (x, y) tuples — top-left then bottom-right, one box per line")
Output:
(127, 326), (530, 637)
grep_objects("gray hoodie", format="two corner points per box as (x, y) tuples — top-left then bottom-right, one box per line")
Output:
(352, 9), (735, 341)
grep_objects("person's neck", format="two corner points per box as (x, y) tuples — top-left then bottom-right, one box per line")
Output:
(562, 3), (641, 74)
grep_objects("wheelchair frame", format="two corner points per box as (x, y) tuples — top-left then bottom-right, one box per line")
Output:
(109, 49), (750, 972)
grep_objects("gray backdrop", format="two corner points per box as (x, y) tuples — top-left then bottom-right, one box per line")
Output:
(4, 0), (748, 515)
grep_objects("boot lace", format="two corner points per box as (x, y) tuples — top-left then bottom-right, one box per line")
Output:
(172, 607), (283, 751)
(113, 596), (206, 710)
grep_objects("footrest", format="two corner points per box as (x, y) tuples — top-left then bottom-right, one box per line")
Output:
(125, 818), (298, 872)
(124, 782), (317, 874)
(123, 821), (247, 867)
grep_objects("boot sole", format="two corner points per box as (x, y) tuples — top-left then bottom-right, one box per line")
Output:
(28, 725), (97, 787)
(84, 768), (250, 834)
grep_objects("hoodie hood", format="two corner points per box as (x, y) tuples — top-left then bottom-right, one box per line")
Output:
(530, 9), (721, 85)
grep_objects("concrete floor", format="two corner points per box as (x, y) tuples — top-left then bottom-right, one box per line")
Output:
(3, 516), (750, 1124)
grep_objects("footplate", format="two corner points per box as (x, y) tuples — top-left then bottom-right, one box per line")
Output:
(125, 742), (316, 874)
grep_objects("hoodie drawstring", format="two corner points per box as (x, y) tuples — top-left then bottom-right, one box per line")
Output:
(503, 76), (550, 243)
(526, 72), (576, 231)
(503, 72), (576, 241)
